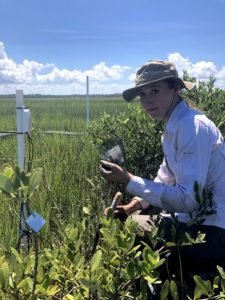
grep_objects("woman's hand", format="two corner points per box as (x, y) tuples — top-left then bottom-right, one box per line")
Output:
(104, 197), (142, 217)
(100, 160), (133, 185)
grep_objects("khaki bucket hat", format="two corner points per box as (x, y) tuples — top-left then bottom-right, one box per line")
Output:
(123, 60), (196, 102)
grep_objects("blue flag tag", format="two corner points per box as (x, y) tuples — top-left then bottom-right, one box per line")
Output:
(26, 211), (46, 233)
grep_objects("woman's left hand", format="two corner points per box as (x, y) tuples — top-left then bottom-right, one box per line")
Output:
(104, 197), (142, 216)
(99, 160), (133, 185)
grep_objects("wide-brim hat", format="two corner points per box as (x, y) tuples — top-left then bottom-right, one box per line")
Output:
(123, 60), (196, 102)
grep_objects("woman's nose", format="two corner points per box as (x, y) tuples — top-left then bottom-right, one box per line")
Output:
(141, 95), (154, 104)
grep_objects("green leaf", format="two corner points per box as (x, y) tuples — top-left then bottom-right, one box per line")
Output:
(217, 266), (225, 279)
(28, 168), (43, 194)
(79, 278), (92, 290)
(0, 262), (9, 287)
(11, 248), (23, 264)
(170, 280), (179, 300)
(66, 295), (76, 300)
(40, 275), (50, 290)
(67, 228), (79, 241)
(153, 258), (165, 269)
(46, 285), (61, 296)
(44, 248), (52, 259)
(166, 242), (176, 247)
(144, 275), (159, 284)
(221, 278), (225, 292)
(82, 207), (90, 216)
(194, 275), (210, 296)
(206, 280), (212, 293)
(194, 285), (202, 300)
(127, 262), (135, 278)
(17, 277), (33, 292)
(213, 275), (220, 289)
(160, 280), (170, 300)
(36, 283), (47, 293)
(91, 250), (102, 272)
(17, 278), (28, 290)
(24, 254), (35, 274)
(0, 174), (14, 195)
(49, 271), (58, 280)
(26, 277), (34, 290)
(128, 244), (141, 255)
(3, 166), (14, 178)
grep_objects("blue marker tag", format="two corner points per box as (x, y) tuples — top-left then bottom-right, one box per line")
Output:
(26, 211), (46, 233)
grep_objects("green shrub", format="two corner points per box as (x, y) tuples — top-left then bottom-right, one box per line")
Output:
(89, 104), (163, 199)
(183, 73), (225, 135)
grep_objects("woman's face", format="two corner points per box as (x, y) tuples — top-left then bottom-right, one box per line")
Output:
(139, 80), (177, 121)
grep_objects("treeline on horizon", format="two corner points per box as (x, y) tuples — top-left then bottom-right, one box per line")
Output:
(0, 93), (122, 99)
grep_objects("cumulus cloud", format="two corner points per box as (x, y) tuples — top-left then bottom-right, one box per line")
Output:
(127, 53), (225, 90)
(36, 62), (129, 84)
(168, 52), (225, 89)
(0, 41), (130, 94)
(0, 42), (52, 84)
(0, 41), (224, 94)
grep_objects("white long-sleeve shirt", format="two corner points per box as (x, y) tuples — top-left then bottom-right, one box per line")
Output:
(127, 100), (225, 229)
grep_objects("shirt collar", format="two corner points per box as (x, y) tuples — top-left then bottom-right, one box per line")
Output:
(165, 100), (189, 134)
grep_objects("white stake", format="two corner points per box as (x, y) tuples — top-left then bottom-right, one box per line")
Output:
(16, 90), (29, 253)
(86, 76), (90, 129)
(16, 90), (25, 170)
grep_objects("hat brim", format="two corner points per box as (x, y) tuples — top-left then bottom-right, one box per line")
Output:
(122, 76), (196, 102)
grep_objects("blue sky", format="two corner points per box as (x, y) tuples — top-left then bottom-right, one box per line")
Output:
(0, 0), (225, 94)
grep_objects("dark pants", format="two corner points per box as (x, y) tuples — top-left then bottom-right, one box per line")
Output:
(130, 213), (225, 276)
(159, 218), (225, 277)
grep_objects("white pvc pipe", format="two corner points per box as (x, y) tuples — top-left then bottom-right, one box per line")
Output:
(16, 90), (25, 170)
(16, 90), (29, 253)
(86, 76), (90, 129)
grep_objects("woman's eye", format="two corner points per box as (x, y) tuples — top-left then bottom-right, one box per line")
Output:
(151, 89), (159, 94)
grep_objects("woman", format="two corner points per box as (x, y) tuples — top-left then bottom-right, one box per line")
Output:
(100, 60), (225, 272)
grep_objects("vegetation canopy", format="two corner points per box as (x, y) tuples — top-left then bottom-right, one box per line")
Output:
(0, 79), (225, 299)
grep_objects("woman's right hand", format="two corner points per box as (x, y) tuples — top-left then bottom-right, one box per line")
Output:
(100, 160), (133, 185)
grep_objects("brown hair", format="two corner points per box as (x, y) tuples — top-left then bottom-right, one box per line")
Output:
(165, 78), (179, 89)
(164, 79), (183, 101)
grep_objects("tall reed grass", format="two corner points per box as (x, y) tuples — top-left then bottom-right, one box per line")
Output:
(0, 96), (135, 251)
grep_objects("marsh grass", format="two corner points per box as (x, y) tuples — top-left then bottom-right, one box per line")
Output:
(0, 96), (134, 251)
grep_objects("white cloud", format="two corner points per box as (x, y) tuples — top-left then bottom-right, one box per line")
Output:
(128, 72), (136, 82)
(36, 63), (129, 84)
(0, 41), (130, 94)
(168, 52), (225, 89)
(0, 41), (224, 94)
(126, 53), (225, 90)
(168, 52), (192, 76)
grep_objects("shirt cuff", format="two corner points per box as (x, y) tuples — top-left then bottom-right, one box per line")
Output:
(134, 197), (150, 210)
(126, 175), (164, 209)
(127, 176), (151, 209)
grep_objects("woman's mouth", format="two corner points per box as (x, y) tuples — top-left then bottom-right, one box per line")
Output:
(148, 107), (158, 112)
